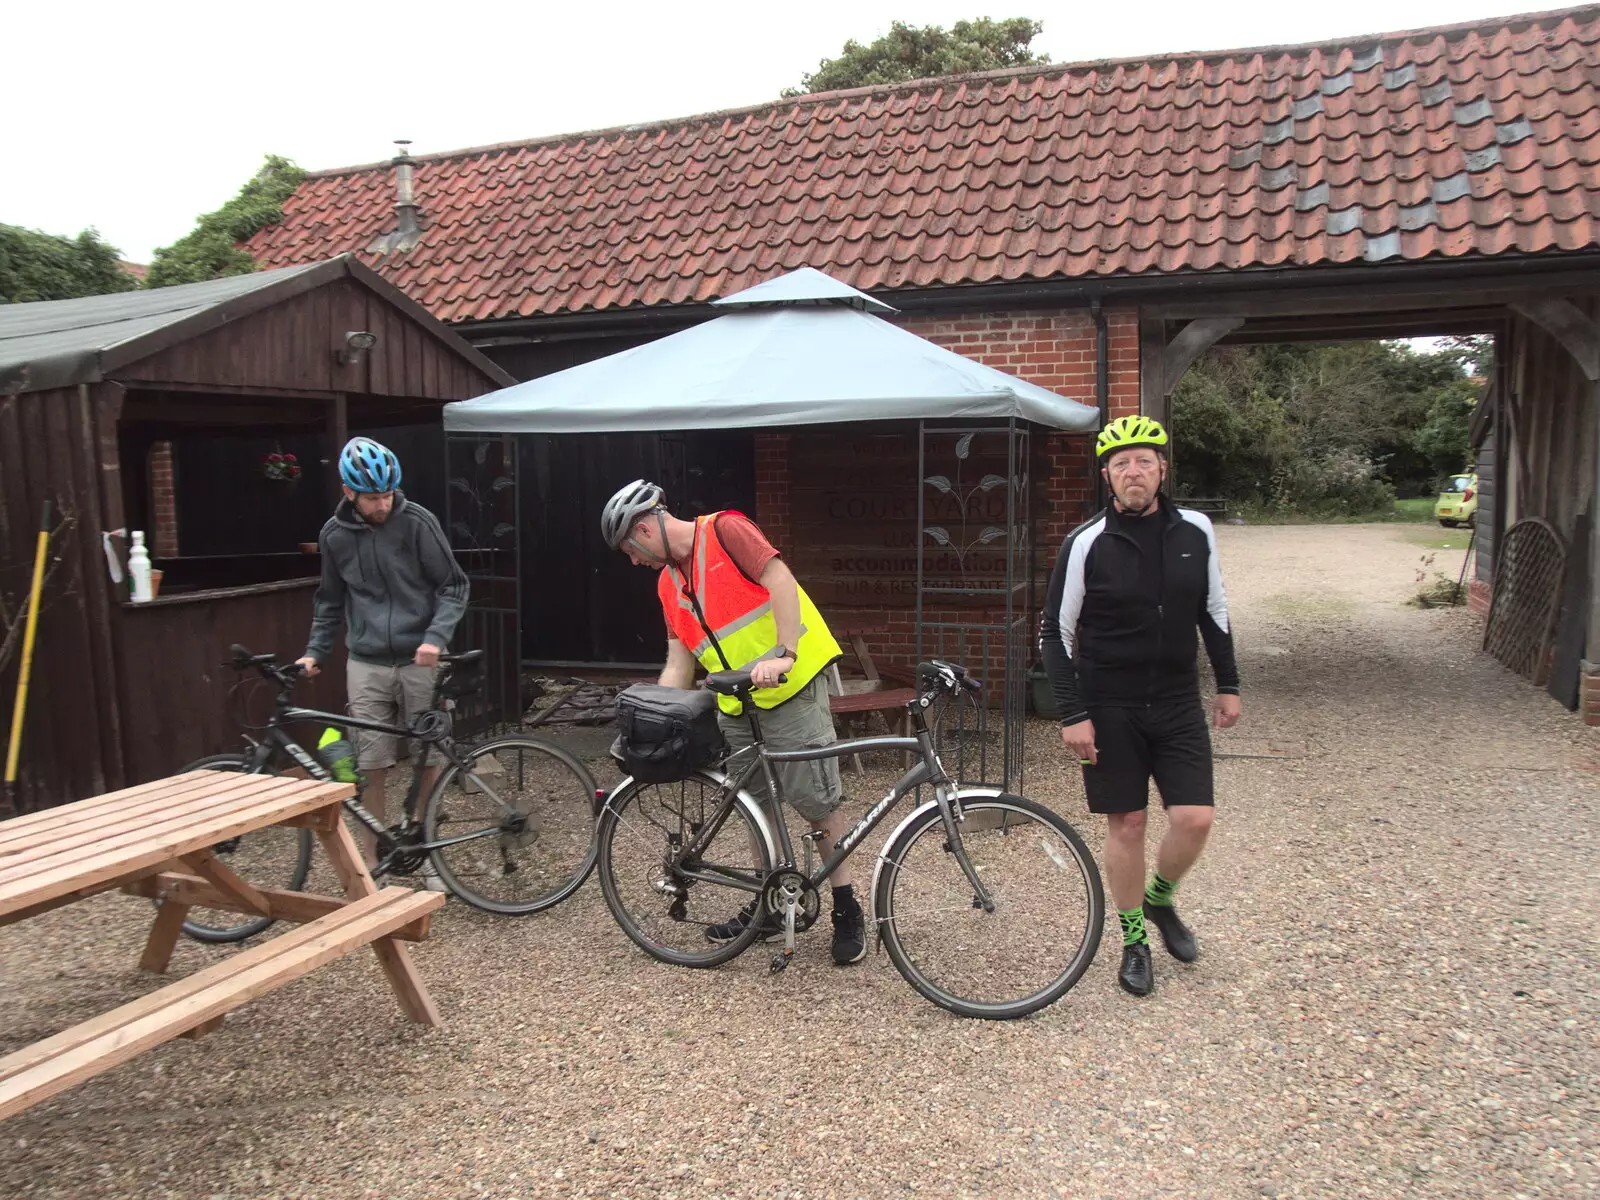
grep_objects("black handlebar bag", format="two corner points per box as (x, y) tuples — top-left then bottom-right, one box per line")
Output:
(614, 684), (725, 784)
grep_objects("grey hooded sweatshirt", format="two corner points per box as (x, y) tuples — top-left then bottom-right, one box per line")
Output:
(304, 492), (469, 667)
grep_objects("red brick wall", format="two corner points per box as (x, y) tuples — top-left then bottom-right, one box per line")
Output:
(754, 431), (792, 557)
(747, 306), (1140, 674)
(903, 308), (1137, 552)
(148, 441), (180, 559)
(1583, 662), (1600, 726)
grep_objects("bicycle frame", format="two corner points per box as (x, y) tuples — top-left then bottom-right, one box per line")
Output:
(644, 689), (994, 913)
(242, 700), (517, 858)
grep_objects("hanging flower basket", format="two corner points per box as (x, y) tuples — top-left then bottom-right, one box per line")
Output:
(261, 449), (302, 489)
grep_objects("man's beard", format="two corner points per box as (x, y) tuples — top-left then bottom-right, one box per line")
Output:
(1115, 484), (1157, 514)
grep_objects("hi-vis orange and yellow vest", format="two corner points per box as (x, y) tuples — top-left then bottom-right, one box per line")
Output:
(658, 513), (842, 716)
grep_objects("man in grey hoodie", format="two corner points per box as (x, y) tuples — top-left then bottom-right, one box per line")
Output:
(296, 437), (469, 864)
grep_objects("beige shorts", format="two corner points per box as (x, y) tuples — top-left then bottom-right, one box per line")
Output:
(346, 659), (440, 770)
(719, 674), (843, 822)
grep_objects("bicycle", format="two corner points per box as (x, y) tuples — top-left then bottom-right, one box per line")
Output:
(175, 644), (600, 942)
(596, 660), (1104, 1019)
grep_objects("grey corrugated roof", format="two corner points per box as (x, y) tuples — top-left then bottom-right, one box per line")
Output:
(0, 261), (332, 394)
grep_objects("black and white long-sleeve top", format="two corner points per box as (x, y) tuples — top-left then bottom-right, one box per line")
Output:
(1039, 500), (1240, 725)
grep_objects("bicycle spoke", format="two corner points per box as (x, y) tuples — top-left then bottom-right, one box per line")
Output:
(879, 799), (1103, 1018)
(599, 773), (772, 965)
(424, 739), (597, 915)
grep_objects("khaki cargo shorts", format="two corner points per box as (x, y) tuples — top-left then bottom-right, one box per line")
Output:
(346, 659), (440, 770)
(719, 673), (843, 822)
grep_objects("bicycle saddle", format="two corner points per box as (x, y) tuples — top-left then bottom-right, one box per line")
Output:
(440, 649), (483, 667)
(705, 669), (756, 695)
(704, 668), (789, 696)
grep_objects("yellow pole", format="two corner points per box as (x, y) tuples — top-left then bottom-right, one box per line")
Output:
(4, 502), (52, 786)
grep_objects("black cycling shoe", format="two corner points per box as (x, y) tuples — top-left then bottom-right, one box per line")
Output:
(830, 903), (867, 965)
(1143, 901), (1199, 963)
(705, 901), (781, 944)
(1118, 942), (1154, 996)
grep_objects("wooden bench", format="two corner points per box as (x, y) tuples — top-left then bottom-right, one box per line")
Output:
(0, 771), (445, 1120)
(827, 628), (918, 775)
(0, 886), (442, 1120)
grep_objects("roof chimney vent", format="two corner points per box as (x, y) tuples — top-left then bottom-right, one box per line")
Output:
(365, 139), (425, 256)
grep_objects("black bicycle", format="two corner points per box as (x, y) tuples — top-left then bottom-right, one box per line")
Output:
(176, 645), (599, 941)
(596, 660), (1104, 1019)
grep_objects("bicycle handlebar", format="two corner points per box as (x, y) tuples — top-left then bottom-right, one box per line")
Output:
(917, 660), (983, 698)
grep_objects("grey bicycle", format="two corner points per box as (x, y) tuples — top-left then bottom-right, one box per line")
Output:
(596, 660), (1104, 1019)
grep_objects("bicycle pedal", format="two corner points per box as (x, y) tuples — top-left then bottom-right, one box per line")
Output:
(769, 949), (793, 975)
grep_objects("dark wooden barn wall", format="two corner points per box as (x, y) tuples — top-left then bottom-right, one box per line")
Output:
(115, 278), (499, 400)
(114, 581), (348, 782)
(1508, 303), (1598, 544)
(1476, 423), (1498, 587)
(0, 385), (124, 809)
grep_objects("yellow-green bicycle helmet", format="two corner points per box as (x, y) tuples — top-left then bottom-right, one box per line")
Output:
(1096, 414), (1169, 459)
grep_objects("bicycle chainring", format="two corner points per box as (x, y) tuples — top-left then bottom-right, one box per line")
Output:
(761, 869), (820, 934)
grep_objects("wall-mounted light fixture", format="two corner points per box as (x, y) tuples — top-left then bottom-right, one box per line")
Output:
(339, 330), (378, 367)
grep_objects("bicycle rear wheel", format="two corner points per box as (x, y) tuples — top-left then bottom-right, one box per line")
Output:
(423, 736), (599, 915)
(597, 770), (774, 968)
(874, 793), (1103, 1019)
(174, 754), (314, 943)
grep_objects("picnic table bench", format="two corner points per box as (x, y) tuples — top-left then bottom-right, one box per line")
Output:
(0, 770), (444, 1120)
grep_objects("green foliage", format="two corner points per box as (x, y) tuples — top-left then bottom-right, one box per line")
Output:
(0, 224), (136, 303)
(785, 17), (1047, 96)
(1413, 377), (1479, 482)
(1172, 337), (1490, 516)
(145, 155), (307, 288)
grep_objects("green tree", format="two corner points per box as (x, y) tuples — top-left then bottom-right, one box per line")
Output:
(146, 155), (307, 288)
(785, 17), (1047, 96)
(1413, 377), (1480, 483)
(1172, 338), (1484, 514)
(0, 225), (137, 303)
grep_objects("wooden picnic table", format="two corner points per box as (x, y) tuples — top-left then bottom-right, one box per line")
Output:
(0, 770), (444, 1120)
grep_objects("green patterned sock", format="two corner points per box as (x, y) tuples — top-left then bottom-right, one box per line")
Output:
(1118, 906), (1148, 946)
(1145, 871), (1179, 908)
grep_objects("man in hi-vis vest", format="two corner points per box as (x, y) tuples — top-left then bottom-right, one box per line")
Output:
(601, 479), (866, 966)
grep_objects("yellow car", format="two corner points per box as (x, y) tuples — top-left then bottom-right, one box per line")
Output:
(1435, 473), (1478, 528)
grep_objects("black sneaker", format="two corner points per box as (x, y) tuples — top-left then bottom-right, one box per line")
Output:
(705, 900), (781, 944)
(1118, 942), (1154, 996)
(830, 903), (867, 965)
(1143, 901), (1199, 962)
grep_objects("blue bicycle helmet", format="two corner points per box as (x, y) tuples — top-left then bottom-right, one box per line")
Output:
(339, 437), (402, 493)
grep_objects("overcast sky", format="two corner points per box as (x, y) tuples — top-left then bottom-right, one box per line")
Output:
(6, 0), (1508, 263)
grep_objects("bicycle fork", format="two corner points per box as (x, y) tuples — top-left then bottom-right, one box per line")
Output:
(935, 783), (996, 914)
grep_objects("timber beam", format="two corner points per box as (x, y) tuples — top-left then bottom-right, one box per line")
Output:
(1510, 299), (1600, 382)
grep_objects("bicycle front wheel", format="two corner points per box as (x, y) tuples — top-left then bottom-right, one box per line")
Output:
(875, 793), (1104, 1020)
(174, 753), (313, 943)
(423, 736), (599, 915)
(597, 770), (774, 968)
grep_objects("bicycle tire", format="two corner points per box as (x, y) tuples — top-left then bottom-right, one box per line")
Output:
(423, 735), (600, 916)
(596, 769), (774, 968)
(173, 753), (313, 943)
(874, 793), (1104, 1020)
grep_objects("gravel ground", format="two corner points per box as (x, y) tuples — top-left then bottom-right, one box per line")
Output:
(3, 524), (1595, 1200)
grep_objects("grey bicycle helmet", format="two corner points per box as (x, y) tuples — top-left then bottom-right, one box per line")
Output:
(601, 479), (665, 549)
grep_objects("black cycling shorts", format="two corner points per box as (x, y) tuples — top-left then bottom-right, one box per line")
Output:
(1080, 700), (1213, 814)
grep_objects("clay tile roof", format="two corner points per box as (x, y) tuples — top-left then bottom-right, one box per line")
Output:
(245, 6), (1600, 323)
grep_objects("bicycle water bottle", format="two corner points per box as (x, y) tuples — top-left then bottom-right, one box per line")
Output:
(316, 726), (361, 784)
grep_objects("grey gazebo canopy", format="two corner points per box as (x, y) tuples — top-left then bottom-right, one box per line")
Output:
(442, 267), (1099, 433)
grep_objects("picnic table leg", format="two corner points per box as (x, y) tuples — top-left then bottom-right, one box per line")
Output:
(139, 891), (193, 974)
(313, 820), (442, 1027)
